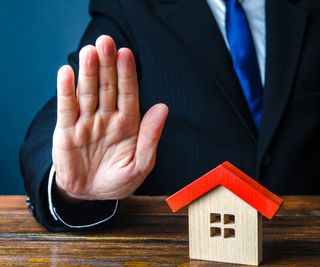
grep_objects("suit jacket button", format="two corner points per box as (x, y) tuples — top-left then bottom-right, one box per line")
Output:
(261, 154), (271, 166)
(26, 197), (34, 217)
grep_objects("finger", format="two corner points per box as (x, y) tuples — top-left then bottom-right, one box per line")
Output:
(134, 103), (169, 175)
(77, 45), (99, 118)
(116, 48), (139, 116)
(95, 35), (117, 113)
(56, 65), (77, 128)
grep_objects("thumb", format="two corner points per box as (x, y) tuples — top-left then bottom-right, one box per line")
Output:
(134, 103), (169, 176)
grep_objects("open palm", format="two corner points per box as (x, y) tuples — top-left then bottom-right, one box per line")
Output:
(52, 35), (168, 201)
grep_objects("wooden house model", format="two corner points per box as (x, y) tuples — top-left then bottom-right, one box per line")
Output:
(166, 161), (283, 265)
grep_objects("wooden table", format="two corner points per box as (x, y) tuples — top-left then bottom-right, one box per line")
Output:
(0, 196), (319, 266)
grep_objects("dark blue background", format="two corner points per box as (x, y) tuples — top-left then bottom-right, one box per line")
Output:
(0, 1), (90, 194)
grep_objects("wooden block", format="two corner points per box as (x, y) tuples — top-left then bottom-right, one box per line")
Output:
(188, 186), (262, 265)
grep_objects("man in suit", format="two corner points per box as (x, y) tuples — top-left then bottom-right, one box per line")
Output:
(20, 0), (320, 232)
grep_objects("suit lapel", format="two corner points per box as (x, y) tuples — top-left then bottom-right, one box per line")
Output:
(257, 0), (308, 164)
(154, 0), (258, 142)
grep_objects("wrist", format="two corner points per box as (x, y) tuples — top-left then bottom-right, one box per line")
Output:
(53, 176), (82, 204)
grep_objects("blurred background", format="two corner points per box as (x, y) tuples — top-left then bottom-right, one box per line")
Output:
(0, 1), (90, 194)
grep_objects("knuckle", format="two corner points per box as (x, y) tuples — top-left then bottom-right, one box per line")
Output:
(100, 82), (116, 92)
(78, 90), (97, 99)
(80, 110), (95, 118)
(58, 108), (75, 116)
(118, 90), (136, 99)
(118, 73), (137, 82)
(79, 70), (96, 78)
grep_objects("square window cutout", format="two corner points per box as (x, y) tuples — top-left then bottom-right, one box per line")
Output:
(224, 228), (235, 238)
(210, 213), (221, 223)
(224, 214), (235, 224)
(210, 227), (221, 237)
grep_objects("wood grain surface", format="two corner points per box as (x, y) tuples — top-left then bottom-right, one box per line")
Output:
(188, 186), (262, 265)
(0, 195), (319, 266)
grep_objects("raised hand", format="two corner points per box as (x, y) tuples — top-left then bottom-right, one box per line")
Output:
(52, 35), (168, 201)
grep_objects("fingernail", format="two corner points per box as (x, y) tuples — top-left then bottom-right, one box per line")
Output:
(84, 50), (93, 66)
(102, 42), (114, 58)
(97, 36), (115, 57)
(80, 46), (94, 67)
(117, 48), (134, 70)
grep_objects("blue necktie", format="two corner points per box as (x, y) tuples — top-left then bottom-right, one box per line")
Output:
(224, 0), (263, 130)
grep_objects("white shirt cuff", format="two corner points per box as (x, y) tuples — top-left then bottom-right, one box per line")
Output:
(47, 165), (119, 228)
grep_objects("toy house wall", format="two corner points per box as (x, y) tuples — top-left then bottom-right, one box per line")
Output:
(188, 186), (262, 265)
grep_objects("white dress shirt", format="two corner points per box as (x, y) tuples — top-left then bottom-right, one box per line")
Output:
(48, 0), (266, 228)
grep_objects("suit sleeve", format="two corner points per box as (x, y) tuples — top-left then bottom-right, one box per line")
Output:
(19, 0), (139, 232)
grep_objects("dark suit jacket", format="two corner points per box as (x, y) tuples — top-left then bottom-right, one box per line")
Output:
(20, 0), (320, 231)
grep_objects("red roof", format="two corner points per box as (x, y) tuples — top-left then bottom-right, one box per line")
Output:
(166, 161), (283, 219)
